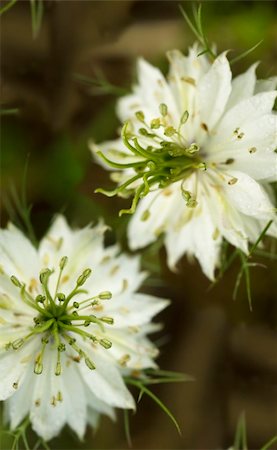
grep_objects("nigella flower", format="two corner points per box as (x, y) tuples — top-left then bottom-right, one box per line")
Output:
(0, 216), (168, 441)
(90, 44), (277, 279)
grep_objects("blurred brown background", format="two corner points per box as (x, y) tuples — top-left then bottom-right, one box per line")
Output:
(1, 1), (277, 449)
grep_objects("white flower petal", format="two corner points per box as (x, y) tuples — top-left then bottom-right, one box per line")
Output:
(89, 251), (146, 298)
(79, 349), (135, 409)
(197, 52), (232, 129)
(226, 63), (258, 110)
(165, 204), (221, 280)
(255, 77), (277, 94)
(39, 215), (108, 295)
(107, 330), (158, 370)
(6, 365), (34, 429)
(208, 114), (277, 181)
(224, 170), (276, 219)
(105, 293), (169, 328)
(166, 47), (209, 116)
(63, 363), (87, 439)
(128, 183), (182, 250)
(0, 341), (36, 400)
(215, 91), (277, 139)
(30, 349), (67, 441)
(136, 58), (180, 122)
(116, 91), (143, 123)
(0, 224), (39, 282)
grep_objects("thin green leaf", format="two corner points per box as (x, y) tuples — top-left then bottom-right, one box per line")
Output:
(232, 252), (253, 310)
(249, 220), (273, 257)
(30, 0), (43, 39)
(73, 73), (128, 96)
(211, 246), (239, 289)
(233, 264), (244, 301)
(0, 108), (19, 115)
(142, 377), (192, 386)
(22, 432), (31, 450)
(137, 389), (144, 403)
(0, 0), (17, 15)
(230, 40), (263, 65)
(179, 5), (202, 41)
(260, 435), (277, 450)
(241, 253), (252, 311)
(233, 412), (248, 450)
(4, 156), (38, 247)
(123, 409), (132, 448)
(254, 249), (277, 261)
(126, 378), (181, 435)
(179, 4), (216, 60)
(145, 368), (193, 381)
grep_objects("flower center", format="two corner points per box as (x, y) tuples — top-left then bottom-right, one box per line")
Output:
(7, 256), (114, 376)
(95, 105), (206, 215)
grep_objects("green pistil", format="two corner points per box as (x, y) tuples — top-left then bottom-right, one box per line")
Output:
(95, 110), (206, 216)
(8, 257), (114, 376)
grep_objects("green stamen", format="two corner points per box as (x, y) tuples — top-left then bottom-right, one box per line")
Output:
(7, 258), (114, 377)
(95, 114), (205, 215)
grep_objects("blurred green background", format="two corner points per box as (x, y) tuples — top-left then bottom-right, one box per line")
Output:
(1, 1), (277, 449)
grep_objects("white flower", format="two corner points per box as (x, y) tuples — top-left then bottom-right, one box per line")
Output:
(0, 215), (168, 441)
(90, 44), (277, 279)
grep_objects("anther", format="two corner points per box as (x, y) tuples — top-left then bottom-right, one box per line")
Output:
(119, 354), (131, 367)
(77, 268), (92, 286)
(228, 177), (238, 185)
(187, 143), (200, 154)
(225, 158), (235, 165)
(150, 118), (161, 129)
(99, 338), (112, 349)
(164, 126), (176, 137)
(135, 111), (145, 122)
(139, 128), (154, 137)
(85, 358), (96, 370)
(182, 189), (198, 208)
(57, 293), (65, 302)
(141, 210), (151, 221)
(55, 361), (62, 376)
(159, 103), (168, 117)
(186, 198), (198, 208)
(58, 343), (66, 352)
(73, 301), (79, 309)
(180, 110), (189, 125)
(59, 256), (68, 270)
(100, 317), (114, 325)
(99, 291), (112, 300)
(36, 294), (46, 303)
(34, 361), (43, 375)
(39, 268), (52, 285)
(10, 276), (22, 288)
(12, 339), (24, 350)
